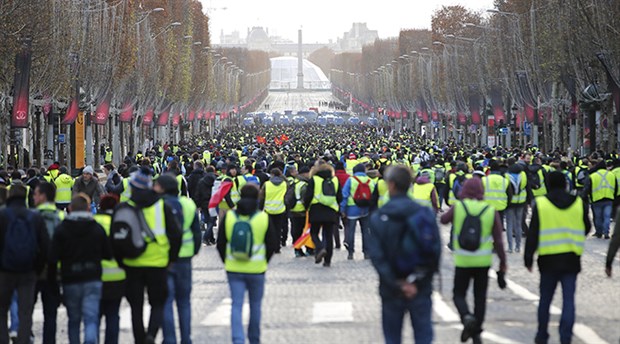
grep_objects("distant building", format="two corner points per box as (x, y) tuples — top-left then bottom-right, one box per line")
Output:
(337, 23), (378, 52)
(246, 26), (272, 51)
(219, 30), (243, 45)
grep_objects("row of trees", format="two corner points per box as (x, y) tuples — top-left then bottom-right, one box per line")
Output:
(331, 0), (620, 154)
(0, 0), (270, 169)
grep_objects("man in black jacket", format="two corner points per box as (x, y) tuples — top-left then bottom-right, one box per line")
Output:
(0, 185), (49, 344)
(49, 194), (112, 344)
(186, 161), (206, 204)
(195, 166), (217, 245)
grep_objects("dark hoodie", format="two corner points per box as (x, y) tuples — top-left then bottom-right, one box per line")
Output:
(49, 211), (112, 284)
(187, 168), (207, 203)
(216, 197), (278, 263)
(525, 189), (590, 273)
(303, 163), (343, 223)
(195, 171), (217, 210)
(440, 178), (507, 270)
(258, 175), (287, 210)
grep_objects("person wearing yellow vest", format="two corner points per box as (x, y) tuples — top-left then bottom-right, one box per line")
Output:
(153, 174), (201, 344)
(440, 178), (507, 344)
(43, 163), (60, 183)
(48, 194), (112, 344)
(505, 163), (528, 253)
(340, 164), (378, 260)
(216, 184), (278, 344)
(258, 168), (288, 253)
(113, 167), (182, 344)
(411, 171), (440, 213)
(104, 147), (113, 164)
(93, 195), (125, 344)
(288, 166), (311, 257)
(54, 166), (74, 210)
(345, 153), (359, 175)
(33, 182), (65, 344)
(447, 164), (469, 207)
(481, 160), (512, 221)
(587, 158), (618, 239)
(525, 171), (590, 344)
(302, 160), (342, 267)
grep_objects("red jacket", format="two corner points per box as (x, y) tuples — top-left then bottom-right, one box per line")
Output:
(335, 169), (350, 188)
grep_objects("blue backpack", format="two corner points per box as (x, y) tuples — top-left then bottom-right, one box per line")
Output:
(2, 208), (38, 272)
(243, 174), (260, 185)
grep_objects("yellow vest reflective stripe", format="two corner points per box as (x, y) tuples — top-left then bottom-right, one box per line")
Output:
(176, 175), (185, 196)
(94, 213), (126, 282)
(264, 181), (287, 214)
(178, 196), (198, 258)
(224, 211), (269, 274)
(591, 170), (616, 202)
(412, 183), (436, 208)
(54, 175), (74, 204)
(377, 179), (389, 208)
(105, 151), (113, 162)
(453, 200), (495, 268)
(230, 177), (247, 204)
(532, 169), (547, 197)
(311, 175), (339, 212)
(120, 178), (131, 203)
(123, 199), (170, 268)
(510, 172), (528, 204)
(291, 180), (307, 213)
(346, 175), (376, 206)
(482, 174), (509, 211)
(536, 196), (585, 256)
(345, 159), (358, 174)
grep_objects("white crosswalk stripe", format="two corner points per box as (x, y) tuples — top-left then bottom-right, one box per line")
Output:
(201, 298), (249, 327)
(311, 301), (353, 323)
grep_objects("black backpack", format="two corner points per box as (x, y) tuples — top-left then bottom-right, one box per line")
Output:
(2, 208), (38, 272)
(111, 203), (156, 259)
(321, 178), (336, 197)
(528, 166), (542, 189)
(458, 201), (489, 252)
(285, 181), (298, 210)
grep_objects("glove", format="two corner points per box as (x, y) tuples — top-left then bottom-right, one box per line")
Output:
(497, 270), (507, 290)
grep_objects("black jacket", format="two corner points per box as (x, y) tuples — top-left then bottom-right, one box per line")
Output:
(187, 168), (207, 203)
(525, 189), (590, 273)
(303, 164), (342, 224)
(195, 172), (217, 210)
(0, 199), (49, 274)
(49, 211), (112, 284)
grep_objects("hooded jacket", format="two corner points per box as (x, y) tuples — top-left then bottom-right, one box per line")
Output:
(195, 172), (217, 211)
(49, 211), (112, 284)
(303, 163), (343, 223)
(187, 168), (207, 203)
(440, 178), (507, 270)
(258, 175), (287, 210)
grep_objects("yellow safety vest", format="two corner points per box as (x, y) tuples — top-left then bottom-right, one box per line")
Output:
(347, 175), (376, 206)
(178, 196), (198, 258)
(590, 170), (616, 202)
(510, 172), (528, 205)
(310, 175), (339, 212)
(105, 151), (113, 163)
(94, 213), (126, 282)
(224, 211), (269, 274)
(218, 176), (234, 210)
(611, 167), (620, 197)
(54, 174), (74, 204)
(263, 181), (287, 215)
(448, 173), (468, 206)
(122, 199), (170, 268)
(345, 159), (358, 175)
(120, 178), (131, 203)
(482, 174), (509, 211)
(291, 179), (307, 213)
(202, 151), (211, 165)
(412, 183), (437, 209)
(536, 196), (585, 256)
(377, 179), (389, 208)
(532, 169), (547, 197)
(453, 200), (495, 268)
(230, 176), (247, 205)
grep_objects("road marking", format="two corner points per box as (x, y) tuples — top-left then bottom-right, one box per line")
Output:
(120, 305), (151, 330)
(311, 301), (353, 323)
(432, 292), (460, 322)
(488, 271), (609, 344)
(201, 298), (249, 327)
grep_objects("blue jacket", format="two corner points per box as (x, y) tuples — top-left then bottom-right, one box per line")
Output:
(340, 172), (377, 219)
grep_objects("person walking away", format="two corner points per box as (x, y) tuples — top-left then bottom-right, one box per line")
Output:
(216, 184), (278, 344)
(258, 168), (288, 253)
(434, 159), (448, 208)
(525, 171), (590, 344)
(48, 194), (112, 344)
(103, 164), (122, 194)
(287, 166), (310, 257)
(412, 170), (440, 214)
(110, 167), (182, 344)
(33, 182), (64, 344)
(93, 195), (125, 344)
(303, 160), (342, 267)
(440, 178), (507, 344)
(0, 185), (49, 344)
(186, 161), (206, 204)
(195, 166), (218, 245)
(154, 174), (201, 344)
(586, 157), (617, 239)
(341, 164), (377, 260)
(505, 163), (528, 253)
(334, 161), (350, 248)
(481, 160), (512, 223)
(368, 165), (441, 344)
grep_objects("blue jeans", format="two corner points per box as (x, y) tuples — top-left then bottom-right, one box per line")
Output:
(201, 213), (216, 243)
(536, 271), (577, 344)
(591, 201), (612, 235)
(505, 207), (524, 251)
(227, 272), (265, 344)
(381, 282), (433, 344)
(345, 215), (370, 254)
(63, 281), (102, 344)
(162, 260), (193, 344)
(9, 291), (17, 333)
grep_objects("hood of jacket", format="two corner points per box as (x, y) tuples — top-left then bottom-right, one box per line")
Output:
(590, 160), (607, 173)
(459, 178), (484, 200)
(62, 211), (98, 237)
(366, 169), (380, 179)
(200, 172), (217, 186)
(415, 176), (430, 184)
(311, 163), (334, 179)
(269, 175), (285, 186)
(236, 198), (259, 216)
(130, 188), (160, 208)
(190, 168), (206, 178)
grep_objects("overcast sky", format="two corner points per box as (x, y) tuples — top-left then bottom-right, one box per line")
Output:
(201, 0), (496, 44)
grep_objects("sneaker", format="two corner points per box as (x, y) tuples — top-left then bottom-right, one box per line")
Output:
(315, 249), (327, 264)
(593, 233), (603, 238)
(306, 248), (315, 256)
(461, 314), (477, 343)
(335, 245), (341, 249)
(347, 252), (354, 260)
(275, 250), (281, 254)
(472, 333), (483, 344)
(515, 248), (520, 253)
(9, 331), (17, 341)
(604, 234), (611, 240)
(294, 250), (304, 258)
(343, 242), (350, 250)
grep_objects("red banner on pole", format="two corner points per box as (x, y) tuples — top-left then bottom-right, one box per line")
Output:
(172, 112), (181, 127)
(11, 47), (32, 128)
(157, 110), (169, 126)
(142, 109), (154, 126)
(119, 102), (133, 122)
(61, 98), (79, 125)
(93, 93), (111, 125)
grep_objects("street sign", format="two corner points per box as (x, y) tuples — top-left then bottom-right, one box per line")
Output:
(499, 128), (509, 135)
(58, 134), (65, 144)
(523, 122), (532, 136)
(431, 121), (439, 128)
